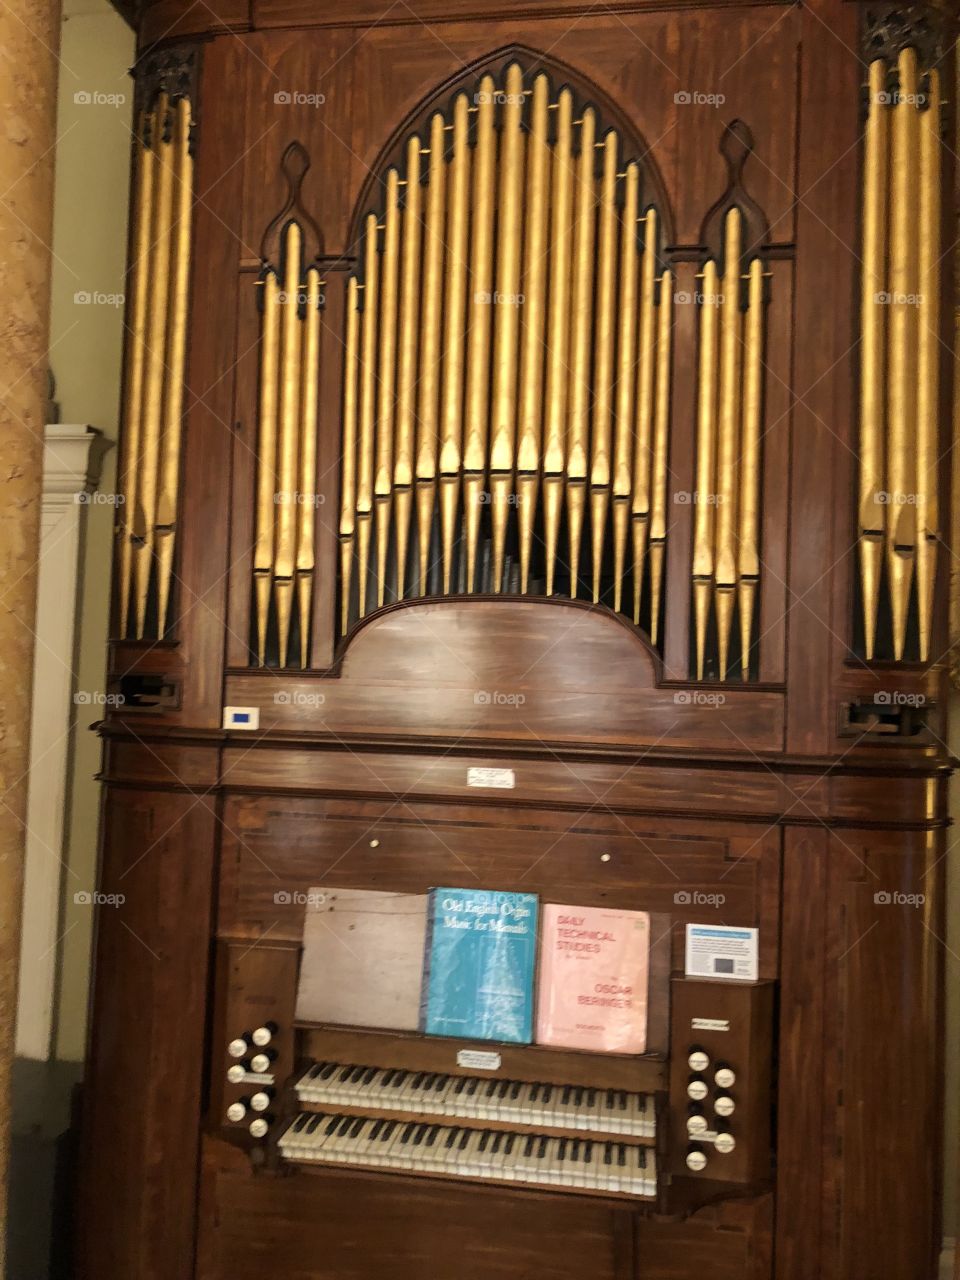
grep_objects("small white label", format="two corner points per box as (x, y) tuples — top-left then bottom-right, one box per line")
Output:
(692, 1017), (731, 1032)
(685, 924), (758, 981)
(223, 706), (260, 731)
(467, 767), (516, 790)
(456, 1048), (502, 1071)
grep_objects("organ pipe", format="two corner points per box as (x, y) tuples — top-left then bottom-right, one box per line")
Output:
(336, 66), (689, 653)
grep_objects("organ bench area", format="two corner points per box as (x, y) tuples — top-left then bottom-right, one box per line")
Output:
(78, 1), (955, 1279)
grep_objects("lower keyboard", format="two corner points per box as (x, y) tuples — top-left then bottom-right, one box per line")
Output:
(279, 1112), (657, 1198)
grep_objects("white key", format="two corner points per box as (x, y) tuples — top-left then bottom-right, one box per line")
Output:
(498, 1131), (520, 1180)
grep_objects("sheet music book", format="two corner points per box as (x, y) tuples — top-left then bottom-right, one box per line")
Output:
(536, 904), (650, 1053)
(295, 887), (428, 1031)
(421, 888), (538, 1043)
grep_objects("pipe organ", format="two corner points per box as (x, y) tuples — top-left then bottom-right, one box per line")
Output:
(79, 4), (955, 1280)
(336, 66), (674, 639)
(858, 34), (945, 663)
(117, 82), (194, 640)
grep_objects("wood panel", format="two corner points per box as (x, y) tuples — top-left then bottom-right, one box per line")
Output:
(75, 787), (219, 1279)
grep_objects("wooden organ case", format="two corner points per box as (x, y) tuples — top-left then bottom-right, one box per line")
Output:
(78, 1), (957, 1278)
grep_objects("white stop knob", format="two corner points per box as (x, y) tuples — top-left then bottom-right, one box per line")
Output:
(688, 1049), (710, 1073)
(686, 1148), (708, 1172)
(249, 1117), (269, 1138)
(715, 1132), (736, 1154)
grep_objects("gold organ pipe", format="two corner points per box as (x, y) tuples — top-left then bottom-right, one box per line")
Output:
(375, 169), (401, 608)
(714, 207), (743, 681)
(274, 221), (304, 669)
(516, 73), (550, 595)
(296, 266), (322, 668)
(589, 130), (618, 603)
(439, 94), (471, 593)
(859, 57), (890, 661)
(886, 46), (920, 660)
(611, 163), (640, 615)
(543, 89), (574, 596)
(394, 138), (422, 601)
(489, 63), (525, 593)
(416, 113), (446, 595)
(632, 208), (658, 625)
(463, 75), (496, 592)
(738, 257), (764, 678)
(566, 105), (598, 598)
(134, 92), (175, 638)
(915, 68), (941, 662)
(693, 258), (721, 680)
(648, 270), (672, 646)
(340, 276), (361, 634)
(119, 109), (156, 637)
(254, 270), (281, 665)
(155, 96), (193, 638)
(357, 212), (380, 619)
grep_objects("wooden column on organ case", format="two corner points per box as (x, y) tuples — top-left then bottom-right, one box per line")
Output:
(857, 49), (943, 662)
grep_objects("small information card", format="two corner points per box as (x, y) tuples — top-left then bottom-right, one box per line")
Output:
(685, 924), (759, 982)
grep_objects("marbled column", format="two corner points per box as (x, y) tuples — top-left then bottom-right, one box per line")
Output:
(0, 0), (63, 1264)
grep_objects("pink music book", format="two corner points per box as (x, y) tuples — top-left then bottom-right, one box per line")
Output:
(535, 904), (650, 1053)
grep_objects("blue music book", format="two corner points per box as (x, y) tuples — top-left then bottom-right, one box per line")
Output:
(421, 888), (539, 1044)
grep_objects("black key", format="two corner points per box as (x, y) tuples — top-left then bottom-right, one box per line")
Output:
(338, 1065), (354, 1082)
(504, 1133), (516, 1155)
(400, 1122), (416, 1143)
(618, 1092), (627, 1111)
(558, 1138), (568, 1161)
(390, 1072), (406, 1089)
(562, 1086), (572, 1104)
(584, 1141), (593, 1165)
(434, 1075), (449, 1091)
(485, 1080), (498, 1097)
(320, 1062), (337, 1080)
(349, 1117), (365, 1138)
(413, 1124), (428, 1144)
(454, 1078), (467, 1095)
(586, 1089), (597, 1106)
(349, 1066), (365, 1083)
(536, 1136), (548, 1158)
(542, 1085), (553, 1103)
(458, 1129), (470, 1150)
(605, 1089), (615, 1110)
(617, 1144), (626, 1167)
(603, 1141), (612, 1165)
(370, 1119), (384, 1140)
(426, 1125), (440, 1146)
(381, 1121), (397, 1141)
(523, 1135), (535, 1157)
(573, 1087), (584, 1106)
(362, 1066), (378, 1084)
(445, 1128), (458, 1149)
(290, 1114), (309, 1133)
(466, 1079), (479, 1096)
(638, 1147), (647, 1169)
(491, 1132), (504, 1154)
(510, 1081), (521, 1100)
(497, 1080), (510, 1099)
(422, 1073), (436, 1089)
(478, 1131), (490, 1152)
(411, 1072), (425, 1089)
(323, 1115), (341, 1134)
(530, 1083), (541, 1102)
(571, 1139), (580, 1160)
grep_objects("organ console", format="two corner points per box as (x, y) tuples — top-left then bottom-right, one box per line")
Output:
(77, 1), (955, 1278)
